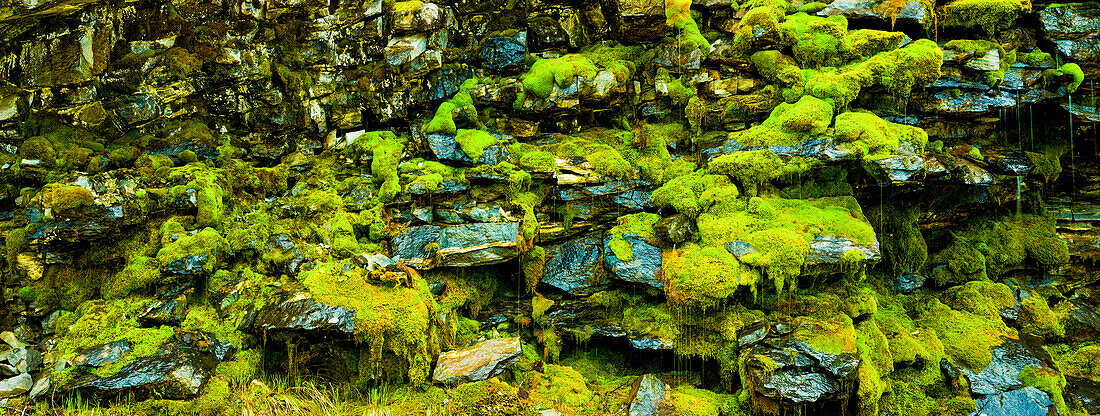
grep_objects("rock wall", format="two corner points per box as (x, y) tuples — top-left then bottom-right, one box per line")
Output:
(0, 0), (1098, 414)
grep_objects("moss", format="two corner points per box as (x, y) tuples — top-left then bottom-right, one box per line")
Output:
(846, 29), (906, 58)
(424, 78), (479, 135)
(779, 13), (850, 68)
(650, 170), (732, 217)
(342, 130), (406, 204)
(666, 0), (711, 58)
(709, 150), (819, 195)
(297, 261), (436, 384)
(17, 286), (37, 303)
(664, 244), (759, 308)
(167, 164), (227, 228)
(525, 365), (595, 411)
(833, 111), (928, 158)
(942, 0), (1028, 35)
(917, 298), (1014, 370)
(1059, 63), (1085, 93)
(518, 151), (556, 172)
(932, 214), (1069, 283)
(727, 95), (833, 147)
(1019, 49), (1052, 66)
(53, 300), (175, 380)
(156, 227), (227, 275)
(393, 0), (424, 11)
(1019, 365), (1069, 415)
(1054, 345), (1100, 382)
(671, 385), (726, 416)
(1018, 294), (1066, 338)
(39, 184), (95, 213)
(103, 256), (161, 299)
(18, 136), (57, 167)
(521, 55), (599, 99)
(454, 129), (499, 161)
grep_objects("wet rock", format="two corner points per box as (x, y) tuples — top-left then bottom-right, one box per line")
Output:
(1068, 300), (1100, 332)
(818, 0), (927, 27)
(238, 293), (355, 335)
(616, 0), (666, 43)
(23, 175), (148, 250)
(425, 133), (512, 165)
(0, 373), (31, 398)
(741, 323), (859, 407)
(1, 346), (41, 374)
(481, 31), (526, 72)
(603, 233), (663, 288)
(28, 375), (49, 401)
(392, 2), (445, 32)
(541, 234), (608, 296)
(391, 222), (522, 270)
(432, 337), (522, 385)
(385, 35), (428, 66)
(74, 339), (132, 368)
(68, 344), (217, 400)
(653, 214), (696, 244)
(627, 374), (675, 416)
(1040, 4), (1100, 65)
(949, 337), (1063, 416)
(965, 49), (1001, 71)
(139, 294), (189, 327)
(974, 386), (1057, 416)
(894, 272), (927, 292)
(1066, 376), (1100, 414)
(805, 235), (882, 270)
(476, 299), (533, 329)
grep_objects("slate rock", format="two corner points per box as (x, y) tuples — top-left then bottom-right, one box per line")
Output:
(432, 337), (522, 385)
(541, 234), (607, 296)
(74, 339), (133, 368)
(238, 294), (356, 334)
(603, 233), (663, 288)
(68, 345), (218, 400)
(0, 373), (32, 398)
(391, 222), (522, 270)
(627, 374), (675, 416)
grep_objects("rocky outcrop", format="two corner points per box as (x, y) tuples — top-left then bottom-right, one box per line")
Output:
(432, 337), (522, 385)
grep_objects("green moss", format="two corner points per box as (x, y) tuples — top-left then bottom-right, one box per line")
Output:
(297, 261), (436, 384)
(18, 137), (57, 167)
(670, 385), (724, 416)
(666, 0), (711, 58)
(846, 29), (906, 58)
(1019, 49), (1052, 66)
(167, 164), (227, 228)
(424, 78), (479, 135)
(342, 130), (406, 204)
(664, 244), (759, 308)
(797, 1), (828, 12)
(942, 0), (1028, 35)
(525, 365), (594, 411)
(39, 184), (95, 213)
(5, 227), (27, 263)
(393, 0), (424, 11)
(17, 286), (37, 303)
(833, 111), (928, 158)
(650, 170), (732, 217)
(608, 234), (634, 262)
(518, 151), (556, 172)
(1059, 63), (1085, 93)
(521, 55), (599, 99)
(103, 256), (161, 299)
(1019, 365), (1069, 415)
(53, 300), (175, 380)
(709, 150), (819, 195)
(917, 298), (1014, 370)
(1054, 344), (1100, 382)
(727, 95), (833, 147)
(454, 129), (499, 161)
(779, 13), (850, 68)
(156, 227), (226, 275)
(932, 214), (1068, 283)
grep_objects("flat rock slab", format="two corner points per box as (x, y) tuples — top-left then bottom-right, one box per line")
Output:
(541, 234), (607, 296)
(0, 373), (31, 398)
(603, 233), (663, 288)
(238, 294), (356, 334)
(392, 222), (521, 270)
(432, 337), (522, 385)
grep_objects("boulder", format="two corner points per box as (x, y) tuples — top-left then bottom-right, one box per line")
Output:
(949, 337), (1064, 416)
(238, 293), (356, 334)
(74, 339), (132, 368)
(541, 234), (608, 296)
(740, 322), (860, 407)
(391, 222), (522, 269)
(603, 233), (663, 288)
(68, 344), (217, 400)
(0, 373), (32, 398)
(432, 337), (523, 385)
(481, 31), (527, 72)
(627, 374), (676, 416)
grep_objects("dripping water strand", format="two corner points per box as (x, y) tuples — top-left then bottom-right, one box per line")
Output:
(1030, 104), (1035, 151)
(1071, 93), (1077, 221)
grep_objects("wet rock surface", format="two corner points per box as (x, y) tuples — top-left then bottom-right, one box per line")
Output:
(432, 337), (522, 385)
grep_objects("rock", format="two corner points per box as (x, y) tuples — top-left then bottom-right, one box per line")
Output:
(425, 133), (512, 165)
(74, 339), (132, 368)
(603, 233), (663, 288)
(653, 214), (696, 244)
(974, 386), (1057, 416)
(0, 373), (31, 398)
(965, 49), (1001, 71)
(894, 272), (927, 292)
(391, 223), (522, 270)
(392, 2), (444, 32)
(68, 344), (217, 400)
(949, 337), (1063, 416)
(385, 35), (428, 66)
(541, 234), (608, 296)
(0, 332), (23, 348)
(805, 235), (882, 270)
(28, 375), (49, 401)
(627, 374), (675, 416)
(481, 31), (526, 72)
(1066, 376), (1100, 414)
(818, 0), (927, 28)
(741, 322), (859, 407)
(139, 294), (189, 327)
(238, 293), (356, 335)
(616, 0), (665, 43)
(2, 347), (42, 374)
(432, 337), (522, 385)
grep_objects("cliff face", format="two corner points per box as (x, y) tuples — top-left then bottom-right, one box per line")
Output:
(0, 0), (1098, 414)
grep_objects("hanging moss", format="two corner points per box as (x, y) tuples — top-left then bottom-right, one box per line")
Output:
(651, 170), (733, 217)
(1059, 63), (1085, 93)
(917, 297), (1015, 371)
(833, 111), (929, 158)
(298, 261), (437, 384)
(666, 0), (711, 58)
(709, 150), (820, 195)
(664, 244), (759, 308)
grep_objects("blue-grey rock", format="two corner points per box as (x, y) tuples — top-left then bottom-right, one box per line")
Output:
(604, 233), (663, 288)
(432, 337), (522, 385)
(541, 234), (607, 296)
(391, 223), (522, 269)
(74, 339), (132, 368)
(628, 374), (675, 416)
(481, 32), (526, 72)
(238, 295), (356, 334)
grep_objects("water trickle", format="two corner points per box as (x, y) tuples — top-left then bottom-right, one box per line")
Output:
(1016, 175), (1022, 217)
(1070, 94), (1077, 221)
(1029, 104), (1035, 151)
